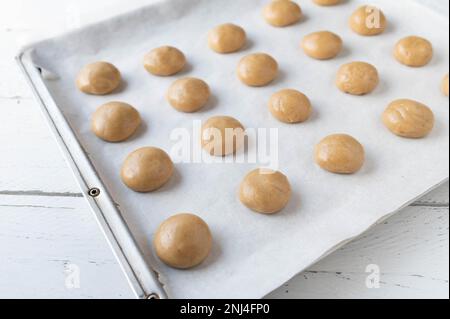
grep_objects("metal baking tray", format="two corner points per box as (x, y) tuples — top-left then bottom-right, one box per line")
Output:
(16, 0), (449, 299)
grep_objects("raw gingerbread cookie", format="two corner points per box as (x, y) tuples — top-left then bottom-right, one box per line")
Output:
(336, 62), (379, 95)
(154, 213), (212, 269)
(208, 23), (247, 54)
(91, 102), (141, 142)
(263, 0), (302, 27)
(269, 89), (312, 123)
(237, 53), (278, 87)
(121, 147), (174, 192)
(315, 134), (365, 174)
(442, 74), (449, 97)
(313, 0), (341, 6)
(239, 168), (292, 214)
(143, 46), (186, 76)
(382, 99), (435, 138)
(76, 62), (121, 95)
(349, 5), (387, 36)
(201, 116), (245, 156)
(301, 31), (343, 60)
(167, 77), (210, 113)
(394, 36), (433, 67)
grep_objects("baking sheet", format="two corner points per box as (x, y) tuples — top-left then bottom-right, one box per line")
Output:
(26, 0), (449, 298)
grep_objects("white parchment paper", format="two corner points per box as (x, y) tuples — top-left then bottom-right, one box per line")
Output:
(29, 0), (449, 298)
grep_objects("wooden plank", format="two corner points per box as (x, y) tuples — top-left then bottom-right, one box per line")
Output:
(0, 195), (133, 299)
(0, 195), (448, 299)
(413, 182), (449, 206)
(268, 205), (449, 299)
(0, 99), (80, 193)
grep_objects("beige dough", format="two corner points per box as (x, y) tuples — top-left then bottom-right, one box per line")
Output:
(313, 0), (341, 6)
(263, 0), (302, 27)
(76, 62), (121, 95)
(301, 31), (343, 60)
(442, 74), (449, 97)
(239, 168), (292, 214)
(201, 116), (245, 157)
(143, 46), (186, 76)
(121, 147), (174, 192)
(315, 134), (365, 174)
(336, 62), (379, 95)
(208, 23), (247, 54)
(167, 77), (210, 113)
(154, 214), (212, 269)
(349, 5), (387, 36)
(269, 89), (312, 123)
(237, 53), (278, 87)
(394, 36), (433, 67)
(91, 102), (141, 142)
(382, 99), (435, 138)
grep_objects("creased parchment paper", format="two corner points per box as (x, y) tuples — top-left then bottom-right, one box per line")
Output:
(29, 0), (449, 298)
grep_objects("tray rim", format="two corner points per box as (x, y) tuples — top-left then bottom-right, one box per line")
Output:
(15, 0), (449, 299)
(16, 49), (167, 300)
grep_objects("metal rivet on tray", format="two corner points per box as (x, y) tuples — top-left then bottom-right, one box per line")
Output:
(88, 187), (101, 198)
(146, 293), (160, 300)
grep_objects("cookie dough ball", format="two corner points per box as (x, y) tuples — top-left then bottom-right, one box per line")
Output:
(239, 169), (292, 214)
(76, 62), (121, 95)
(237, 53), (278, 87)
(208, 23), (247, 54)
(394, 36), (433, 67)
(382, 99), (435, 138)
(313, 0), (341, 6)
(315, 134), (365, 174)
(143, 46), (186, 76)
(349, 5), (387, 36)
(336, 62), (379, 95)
(121, 147), (174, 192)
(91, 102), (141, 142)
(442, 74), (449, 97)
(154, 214), (212, 269)
(269, 89), (312, 123)
(263, 0), (302, 27)
(201, 116), (245, 156)
(301, 31), (343, 60)
(167, 77), (210, 113)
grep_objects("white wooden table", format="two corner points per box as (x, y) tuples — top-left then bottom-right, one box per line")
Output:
(0, 0), (448, 299)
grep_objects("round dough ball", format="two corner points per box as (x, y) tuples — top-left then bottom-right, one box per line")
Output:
(239, 168), (292, 214)
(394, 36), (433, 67)
(76, 62), (121, 95)
(315, 134), (365, 174)
(143, 46), (186, 76)
(269, 89), (312, 123)
(301, 31), (343, 60)
(167, 77), (210, 113)
(382, 99), (435, 138)
(349, 5), (387, 36)
(313, 0), (341, 6)
(208, 23), (247, 54)
(121, 147), (174, 192)
(263, 0), (302, 27)
(442, 74), (449, 97)
(237, 53), (278, 87)
(154, 214), (212, 269)
(201, 116), (245, 157)
(336, 62), (379, 95)
(91, 102), (141, 142)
